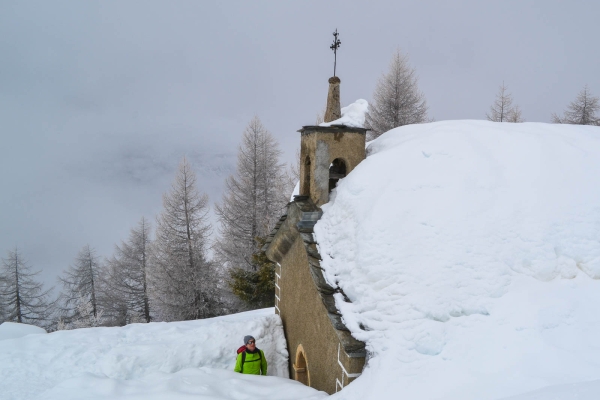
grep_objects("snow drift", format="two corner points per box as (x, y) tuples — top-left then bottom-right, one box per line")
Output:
(0, 309), (326, 400)
(0, 321), (47, 341)
(314, 120), (600, 399)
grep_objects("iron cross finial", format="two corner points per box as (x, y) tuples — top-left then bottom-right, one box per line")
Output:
(330, 29), (341, 77)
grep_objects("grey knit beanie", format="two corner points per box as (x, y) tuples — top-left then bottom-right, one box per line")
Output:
(244, 335), (255, 345)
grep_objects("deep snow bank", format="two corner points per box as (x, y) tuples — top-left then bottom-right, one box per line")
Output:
(499, 379), (600, 400)
(37, 368), (325, 400)
(0, 309), (325, 400)
(314, 121), (600, 399)
(0, 321), (46, 340)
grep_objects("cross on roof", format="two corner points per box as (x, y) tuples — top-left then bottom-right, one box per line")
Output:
(330, 29), (341, 77)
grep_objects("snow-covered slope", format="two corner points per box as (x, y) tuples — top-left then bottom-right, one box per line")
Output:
(5, 121), (600, 400)
(499, 379), (600, 400)
(0, 309), (326, 400)
(0, 321), (46, 340)
(314, 121), (600, 399)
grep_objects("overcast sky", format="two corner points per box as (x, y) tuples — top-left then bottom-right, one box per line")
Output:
(1, 0), (598, 288)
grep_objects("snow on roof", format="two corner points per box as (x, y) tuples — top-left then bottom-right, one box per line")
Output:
(315, 120), (600, 400)
(319, 99), (368, 128)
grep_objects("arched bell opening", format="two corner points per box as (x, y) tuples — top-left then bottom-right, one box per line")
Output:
(302, 156), (311, 196)
(293, 344), (310, 386)
(329, 158), (347, 193)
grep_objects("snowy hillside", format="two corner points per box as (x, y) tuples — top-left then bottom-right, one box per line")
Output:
(0, 321), (47, 340)
(5, 121), (600, 400)
(315, 120), (600, 399)
(0, 309), (326, 400)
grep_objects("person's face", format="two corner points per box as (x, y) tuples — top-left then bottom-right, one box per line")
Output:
(246, 339), (256, 350)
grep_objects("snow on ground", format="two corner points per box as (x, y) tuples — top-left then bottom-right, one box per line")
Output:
(5, 121), (600, 400)
(0, 309), (326, 400)
(0, 321), (46, 340)
(499, 379), (600, 400)
(314, 121), (600, 400)
(319, 99), (368, 128)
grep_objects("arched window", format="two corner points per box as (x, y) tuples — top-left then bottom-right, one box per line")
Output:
(302, 156), (311, 196)
(329, 158), (347, 193)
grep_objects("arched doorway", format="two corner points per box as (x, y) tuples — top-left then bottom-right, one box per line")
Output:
(302, 156), (311, 196)
(293, 344), (310, 386)
(329, 158), (347, 193)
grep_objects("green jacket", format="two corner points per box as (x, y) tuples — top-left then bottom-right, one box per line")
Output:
(234, 349), (267, 375)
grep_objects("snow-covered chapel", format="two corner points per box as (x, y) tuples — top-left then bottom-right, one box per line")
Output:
(265, 73), (600, 398)
(264, 76), (367, 394)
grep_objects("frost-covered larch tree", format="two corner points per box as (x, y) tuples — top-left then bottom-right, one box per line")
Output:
(57, 245), (101, 325)
(150, 157), (218, 321)
(552, 85), (600, 126)
(102, 217), (152, 324)
(486, 82), (524, 122)
(365, 49), (429, 139)
(214, 117), (288, 274)
(71, 291), (104, 328)
(0, 248), (54, 326)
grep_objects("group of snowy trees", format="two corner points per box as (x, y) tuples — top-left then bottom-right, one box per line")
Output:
(366, 49), (599, 135)
(485, 82), (599, 125)
(0, 234), (152, 329)
(1, 116), (289, 330)
(52, 158), (224, 329)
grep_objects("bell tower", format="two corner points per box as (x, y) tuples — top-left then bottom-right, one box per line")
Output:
(264, 30), (367, 394)
(298, 77), (367, 207)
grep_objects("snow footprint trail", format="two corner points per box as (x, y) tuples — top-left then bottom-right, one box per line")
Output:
(315, 121), (600, 400)
(1, 309), (326, 400)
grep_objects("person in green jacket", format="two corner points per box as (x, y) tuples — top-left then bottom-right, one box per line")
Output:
(234, 335), (267, 375)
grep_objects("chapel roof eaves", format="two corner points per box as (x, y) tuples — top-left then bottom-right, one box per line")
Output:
(264, 197), (366, 358)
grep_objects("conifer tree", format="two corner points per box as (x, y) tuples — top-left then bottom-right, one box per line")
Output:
(552, 85), (600, 126)
(0, 248), (54, 326)
(102, 217), (152, 324)
(57, 245), (101, 325)
(214, 117), (288, 274)
(72, 292), (104, 328)
(227, 236), (275, 308)
(506, 105), (524, 123)
(486, 82), (524, 122)
(150, 157), (219, 321)
(365, 49), (429, 139)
